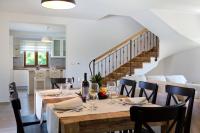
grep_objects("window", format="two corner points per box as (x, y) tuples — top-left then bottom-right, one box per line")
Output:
(24, 51), (48, 67)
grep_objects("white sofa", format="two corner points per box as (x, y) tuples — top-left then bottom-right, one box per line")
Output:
(122, 75), (200, 105)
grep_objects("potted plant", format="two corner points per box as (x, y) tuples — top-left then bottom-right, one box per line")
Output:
(90, 72), (108, 99)
(90, 72), (103, 87)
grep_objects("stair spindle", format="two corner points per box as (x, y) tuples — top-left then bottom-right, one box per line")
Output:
(112, 53), (114, 71)
(109, 54), (111, 73)
(120, 49), (121, 65)
(105, 58), (106, 76)
(129, 40), (132, 76)
(101, 60), (103, 75)
(116, 50), (117, 70)
(127, 45), (128, 62)
(98, 62), (100, 74)
(123, 47), (125, 64)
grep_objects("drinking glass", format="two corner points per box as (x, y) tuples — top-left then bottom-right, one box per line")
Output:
(89, 83), (99, 111)
(107, 81), (116, 104)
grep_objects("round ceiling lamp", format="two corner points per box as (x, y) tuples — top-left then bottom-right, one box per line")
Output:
(41, 0), (76, 9)
(41, 36), (53, 43)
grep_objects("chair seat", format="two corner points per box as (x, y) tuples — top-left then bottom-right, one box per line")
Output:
(22, 114), (40, 126)
(24, 123), (47, 133)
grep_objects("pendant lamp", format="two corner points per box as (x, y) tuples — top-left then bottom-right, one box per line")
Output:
(41, 0), (76, 9)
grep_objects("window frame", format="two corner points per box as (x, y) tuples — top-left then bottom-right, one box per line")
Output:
(24, 51), (49, 67)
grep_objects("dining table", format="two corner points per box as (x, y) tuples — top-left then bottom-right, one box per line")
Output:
(38, 90), (164, 133)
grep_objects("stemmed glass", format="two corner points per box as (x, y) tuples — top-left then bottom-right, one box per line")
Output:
(107, 81), (117, 104)
(90, 83), (99, 111)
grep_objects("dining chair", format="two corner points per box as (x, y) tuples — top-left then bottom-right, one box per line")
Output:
(165, 85), (195, 133)
(130, 103), (186, 133)
(139, 81), (158, 104)
(120, 79), (137, 97)
(9, 82), (18, 98)
(50, 78), (66, 89)
(10, 97), (46, 133)
(117, 79), (136, 133)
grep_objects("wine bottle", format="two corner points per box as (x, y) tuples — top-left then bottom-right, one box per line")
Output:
(82, 73), (89, 102)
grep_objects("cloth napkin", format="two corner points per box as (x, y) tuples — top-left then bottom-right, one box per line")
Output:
(123, 97), (148, 105)
(39, 89), (61, 96)
(53, 97), (83, 110)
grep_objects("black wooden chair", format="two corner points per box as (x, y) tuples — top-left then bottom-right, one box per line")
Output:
(120, 79), (137, 97)
(165, 85), (195, 133)
(10, 97), (46, 133)
(117, 79), (136, 133)
(130, 103), (186, 133)
(50, 78), (66, 89)
(9, 82), (18, 98)
(139, 81), (158, 104)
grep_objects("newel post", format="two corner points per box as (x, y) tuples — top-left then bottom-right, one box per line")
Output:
(92, 59), (96, 76)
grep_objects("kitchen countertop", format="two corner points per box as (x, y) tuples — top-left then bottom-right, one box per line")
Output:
(13, 67), (66, 70)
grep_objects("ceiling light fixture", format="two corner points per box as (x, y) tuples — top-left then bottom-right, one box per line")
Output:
(41, 36), (53, 43)
(41, 0), (76, 9)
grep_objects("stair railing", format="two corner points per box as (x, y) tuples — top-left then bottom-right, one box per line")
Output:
(89, 28), (159, 77)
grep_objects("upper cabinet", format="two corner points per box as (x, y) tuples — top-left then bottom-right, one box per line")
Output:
(51, 39), (66, 57)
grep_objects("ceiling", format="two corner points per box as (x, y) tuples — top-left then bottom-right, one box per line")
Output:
(10, 23), (65, 33)
(0, 0), (200, 20)
(10, 23), (65, 39)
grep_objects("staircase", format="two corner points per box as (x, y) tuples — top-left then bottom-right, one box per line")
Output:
(89, 28), (159, 84)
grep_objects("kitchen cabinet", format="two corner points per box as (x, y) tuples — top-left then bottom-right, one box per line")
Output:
(51, 39), (66, 57)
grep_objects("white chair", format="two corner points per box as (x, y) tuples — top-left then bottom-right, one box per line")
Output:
(34, 70), (46, 91)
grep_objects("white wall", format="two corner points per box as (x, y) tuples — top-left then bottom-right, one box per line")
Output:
(66, 16), (143, 86)
(0, 20), (10, 102)
(148, 47), (200, 83)
(0, 12), (143, 102)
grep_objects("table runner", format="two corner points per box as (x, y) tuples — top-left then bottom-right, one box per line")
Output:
(35, 89), (79, 120)
(46, 98), (160, 133)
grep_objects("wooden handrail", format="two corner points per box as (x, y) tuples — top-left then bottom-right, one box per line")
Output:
(95, 28), (148, 62)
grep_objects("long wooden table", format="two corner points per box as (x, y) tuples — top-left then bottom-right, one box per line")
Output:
(60, 110), (164, 133)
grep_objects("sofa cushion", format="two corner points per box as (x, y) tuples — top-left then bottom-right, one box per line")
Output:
(146, 75), (166, 82)
(165, 75), (187, 84)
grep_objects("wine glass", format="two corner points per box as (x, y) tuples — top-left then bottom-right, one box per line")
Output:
(90, 83), (99, 111)
(107, 81), (116, 104)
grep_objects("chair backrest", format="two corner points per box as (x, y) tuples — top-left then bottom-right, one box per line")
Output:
(51, 78), (66, 89)
(165, 85), (195, 133)
(9, 82), (18, 98)
(66, 77), (74, 83)
(120, 79), (136, 97)
(10, 97), (24, 133)
(130, 103), (186, 133)
(139, 81), (158, 104)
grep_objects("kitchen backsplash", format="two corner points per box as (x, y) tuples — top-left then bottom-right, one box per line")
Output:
(13, 57), (66, 69)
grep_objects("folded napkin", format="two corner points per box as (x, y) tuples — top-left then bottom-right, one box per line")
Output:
(123, 97), (148, 105)
(39, 89), (61, 96)
(53, 97), (83, 110)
